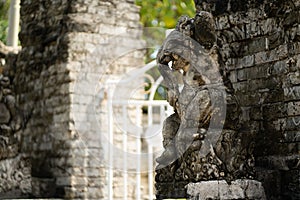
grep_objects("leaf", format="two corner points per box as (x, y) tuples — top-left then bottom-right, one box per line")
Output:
(136, 0), (195, 29)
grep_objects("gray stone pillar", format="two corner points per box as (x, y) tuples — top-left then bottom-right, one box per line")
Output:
(15, 0), (144, 199)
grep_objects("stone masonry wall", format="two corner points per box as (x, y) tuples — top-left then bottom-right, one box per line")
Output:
(66, 0), (145, 199)
(14, 0), (144, 199)
(0, 49), (31, 198)
(16, 1), (74, 197)
(195, 0), (300, 199)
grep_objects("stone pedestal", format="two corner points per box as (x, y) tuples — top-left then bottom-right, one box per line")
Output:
(187, 179), (266, 200)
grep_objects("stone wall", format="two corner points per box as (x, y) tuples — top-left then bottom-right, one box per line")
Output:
(195, 0), (300, 199)
(0, 43), (31, 198)
(13, 0), (144, 199)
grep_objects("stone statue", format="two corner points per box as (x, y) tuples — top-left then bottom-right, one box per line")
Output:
(155, 11), (257, 199)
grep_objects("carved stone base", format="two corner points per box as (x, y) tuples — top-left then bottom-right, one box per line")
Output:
(0, 155), (31, 197)
(187, 179), (266, 200)
(155, 181), (188, 200)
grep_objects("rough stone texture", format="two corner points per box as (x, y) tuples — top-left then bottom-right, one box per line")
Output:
(0, 103), (11, 124)
(0, 45), (31, 198)
(187, 179), (266, 200)
(156, 0), (299, 199)
(10, 0), (144, 199)
(193, 1), (300, 200)
(0, 155), (32, 197)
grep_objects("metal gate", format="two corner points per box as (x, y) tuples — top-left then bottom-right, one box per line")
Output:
(104, 60), (172, 200)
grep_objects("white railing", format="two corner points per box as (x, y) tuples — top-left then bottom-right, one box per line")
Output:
(7, 0), (20, 47)
(104, 61), (173, 200)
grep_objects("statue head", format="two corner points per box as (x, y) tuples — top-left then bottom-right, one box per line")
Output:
(193, 11), (217, 49)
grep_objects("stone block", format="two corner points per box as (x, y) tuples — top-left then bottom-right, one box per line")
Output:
(247, 8), (265, 21)
(236, 55), (255, 69)
(228, 13), (241, 26)
(262, 103), (287, 121)
(243, 180), (266, 199)
(284, 86), (300, 101)
(53, 112), (71, 123)
(87, 157), (103, 167)
(71, 177), (88, 186)
(283, 10), (300, 26)
(56, 177), (71, 186)
(264, 118), (286, 132)
(85, 168), (103, 178)
(237, 65), (269, 81)
(286, 116), (300, 131)
(291, 42), (300, 55)
(216, 15), (230, 30)
(228, 70), (237, 83)
(0, 124), (12, 136)
(245, 21), (261, 38)
(256, 168), (281, 199)
(262, 89), (285, 103)
(249, 106), (263, 120)
(249, 77), (282, 91)
(229, 41), (249, 57)
(233, 82), (248, 93)
(65, 156), (87, 167)
(268, 31), (284, 50)
(187, 180), (220, 199)
(288, 72), (300, 85)
(187, 179), (266, 200)
(87, 177), (103, 187)
(271, 60), (288, 75)
(99, 24), (127, 36)
(248, 37), (267, 55)
(0, 103), (11, 124)
(275, 44), (289, 60)
(254, 51), (268, 64)
(31, 177), (56, 198)
(237, 69), (248, 82)
(283, 131), (300, 142)
(223, 182), (245, 199)
(39, 142), (52, 151)
(281, 169), (300, 200)
(64, 186), (87, 199)
(288, 101), (300, 116)
(87, 186), (105, 199)
(123, 12), (140, 22)
(261, 18), (277, 35)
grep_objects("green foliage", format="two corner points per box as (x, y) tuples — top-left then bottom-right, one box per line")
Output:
(0, 0), (10, 19)
(136, 0), (195, 100)
(136, 0), (196, 63)
(0, 19), (8, 43)
(135, 0), (195, 29)
(0, 0), (10, 43)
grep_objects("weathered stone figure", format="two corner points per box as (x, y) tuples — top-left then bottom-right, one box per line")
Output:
(156, 11), (230, 164)
(155, 11), (264, 199)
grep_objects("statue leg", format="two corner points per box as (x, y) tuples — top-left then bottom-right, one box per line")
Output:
(156, 113), (180, 165)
